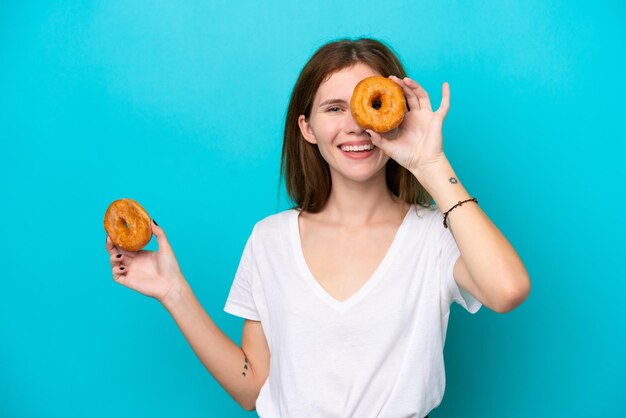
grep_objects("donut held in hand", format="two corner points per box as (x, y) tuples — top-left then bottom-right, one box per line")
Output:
(104, 198), (152, 251)
(350, 76), (406, 133)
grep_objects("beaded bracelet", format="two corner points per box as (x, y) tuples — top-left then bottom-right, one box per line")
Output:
(443, 197), (478, 229)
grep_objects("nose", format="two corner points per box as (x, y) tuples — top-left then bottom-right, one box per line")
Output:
(344, 109), (367, 135)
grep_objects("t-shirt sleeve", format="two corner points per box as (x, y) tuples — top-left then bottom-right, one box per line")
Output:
(438, 211), (482, 314)
(223, 229), (261, 321)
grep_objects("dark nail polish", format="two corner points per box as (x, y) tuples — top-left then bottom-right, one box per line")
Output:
(120, 266), (125, 270)
(116, 254), (122, 258)
(153, 219), (158, 226)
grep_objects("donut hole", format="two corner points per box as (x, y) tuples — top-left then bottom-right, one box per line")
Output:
(371, 95), (382, 110)
(116, 217), (130, 230)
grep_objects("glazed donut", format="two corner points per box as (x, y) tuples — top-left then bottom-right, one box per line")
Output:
(350, 76), (406, 133)
(104, 198), (153, 251)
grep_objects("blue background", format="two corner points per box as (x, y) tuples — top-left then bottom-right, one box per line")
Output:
(1, 1), (624, 417)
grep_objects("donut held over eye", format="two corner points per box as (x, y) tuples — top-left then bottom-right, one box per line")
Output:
(104, 198), (153, 251)
(350, 76), (406, 133)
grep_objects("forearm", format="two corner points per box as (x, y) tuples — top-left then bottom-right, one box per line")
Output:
(161, 279), (260, 411)
(412, 156), (530, 306)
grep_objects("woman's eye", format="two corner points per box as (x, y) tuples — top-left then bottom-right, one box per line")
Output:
(327, 106), (341, 112)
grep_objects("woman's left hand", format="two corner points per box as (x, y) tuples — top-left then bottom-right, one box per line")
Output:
(367, 76), (450, 176)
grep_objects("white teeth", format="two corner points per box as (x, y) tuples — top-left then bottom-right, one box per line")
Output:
(340, 144), (374, 152)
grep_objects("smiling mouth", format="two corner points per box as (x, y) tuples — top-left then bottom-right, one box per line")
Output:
(338, 144), (375, 152)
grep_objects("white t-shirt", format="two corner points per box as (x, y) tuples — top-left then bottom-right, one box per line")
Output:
(224, 203), (481, 418)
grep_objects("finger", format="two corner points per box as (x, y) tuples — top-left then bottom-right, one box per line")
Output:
(151, 220), (173, 254)
(106, 235), (137, 260)
(367, 129), (381, 142)
(110, 252), (124, 265)
(368, 129), (395, 156)
(389, 75), (420, 111)
(112, 264), (127, 282)
(436, 82), (451, 118)
(403, 77), (432, 112)
(380, 126), (400, 140)
(105, 235), (117, 256)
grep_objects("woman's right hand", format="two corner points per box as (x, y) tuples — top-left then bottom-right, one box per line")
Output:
(105, 220), (185, 305)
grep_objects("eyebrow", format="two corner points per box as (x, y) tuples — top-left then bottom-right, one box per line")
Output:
(318, 99), (348, 108)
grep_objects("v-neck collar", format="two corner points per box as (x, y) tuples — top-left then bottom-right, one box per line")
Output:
(290, 205), (414, 313)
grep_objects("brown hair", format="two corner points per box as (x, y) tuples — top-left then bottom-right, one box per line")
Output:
(279, 38), (433, 213)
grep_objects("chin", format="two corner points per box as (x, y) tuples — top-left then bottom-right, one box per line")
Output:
(337, 168), (387, 183)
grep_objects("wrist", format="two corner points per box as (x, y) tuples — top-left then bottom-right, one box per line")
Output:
(411, 157), (472, 213)
(410, 155), (453, 192)
(160, 276), (192, 313)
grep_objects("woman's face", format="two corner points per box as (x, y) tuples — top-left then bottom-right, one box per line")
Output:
(298, 63), (391, 184)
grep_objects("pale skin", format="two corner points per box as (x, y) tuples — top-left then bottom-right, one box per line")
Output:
(297, 63), (531, 313)
(104, 61), (530, 412)
(105, 229), (268, 411)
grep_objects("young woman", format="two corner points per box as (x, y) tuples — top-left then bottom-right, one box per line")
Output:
(105, 38), (530, 417)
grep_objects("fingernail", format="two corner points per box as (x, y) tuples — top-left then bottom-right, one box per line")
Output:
(120, 266), (125, 270)
(116, 254), (122, 258)
(153, 219), (158, 226)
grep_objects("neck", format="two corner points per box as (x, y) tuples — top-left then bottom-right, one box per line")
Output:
(320, 170), (407, 227)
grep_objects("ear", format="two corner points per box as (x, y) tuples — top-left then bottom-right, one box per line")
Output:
(298, 114), (317, 145)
